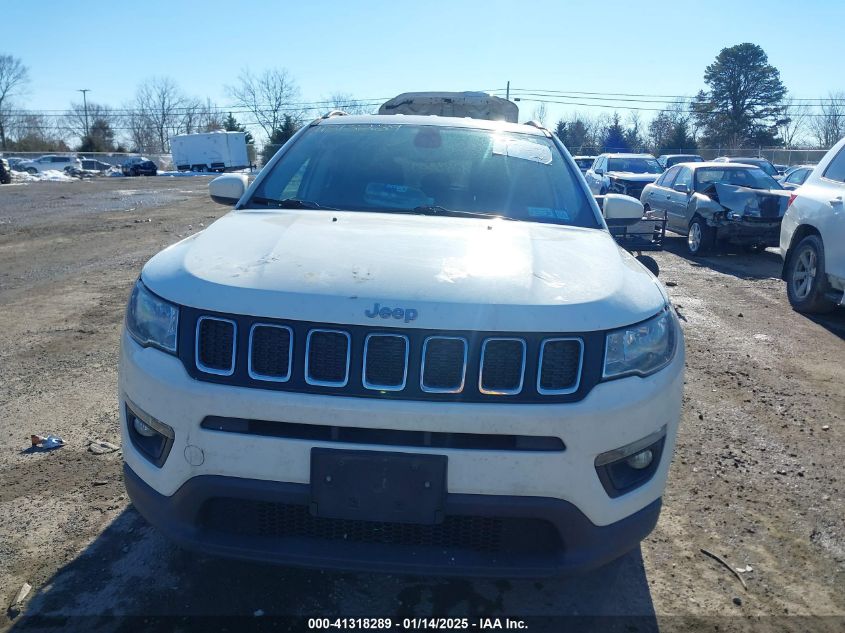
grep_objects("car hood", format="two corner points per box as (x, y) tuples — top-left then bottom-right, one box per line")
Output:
(142, 210), (667, 332)
(606, 171), (660, 183)
(712, 184), (791, 218)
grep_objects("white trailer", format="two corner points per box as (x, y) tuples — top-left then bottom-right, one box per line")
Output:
(170, 132), (250, 172)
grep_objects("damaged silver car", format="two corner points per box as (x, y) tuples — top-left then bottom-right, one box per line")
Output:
(640, 162), (790, 255)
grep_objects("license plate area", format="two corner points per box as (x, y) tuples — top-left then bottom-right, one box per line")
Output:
(310, 448), (447, 525)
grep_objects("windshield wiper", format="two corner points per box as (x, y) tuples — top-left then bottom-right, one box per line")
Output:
(408, 206), (520, 221)
(248, 197), (337, 210)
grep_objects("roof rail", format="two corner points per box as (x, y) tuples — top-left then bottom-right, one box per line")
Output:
(322, 110), (349, 119)
(523, 120), (552, 137)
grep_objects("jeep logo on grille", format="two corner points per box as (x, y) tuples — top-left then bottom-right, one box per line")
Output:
(365, 302), (418, 323)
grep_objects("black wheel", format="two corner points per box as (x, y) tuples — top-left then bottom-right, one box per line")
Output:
(687, 217), (714, 255)
(786, 235), (835, 314)
(130, 166), (139, 177)
(26, 167), (37, 175)
(636, 254), (660, 277)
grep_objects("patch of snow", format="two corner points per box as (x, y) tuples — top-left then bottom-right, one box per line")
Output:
(12, 169), (76, 183)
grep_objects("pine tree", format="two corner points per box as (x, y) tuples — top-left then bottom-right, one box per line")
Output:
(603, 113), (630, 152)
(78, 119), (115, 153)
(262, 114), (300, 164)
(224, 112), (254, 145)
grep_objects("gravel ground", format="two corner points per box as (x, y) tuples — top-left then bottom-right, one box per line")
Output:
(0, 178), (843, 632)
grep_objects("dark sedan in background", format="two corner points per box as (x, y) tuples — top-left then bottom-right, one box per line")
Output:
(121, 157), (158, 176)
(657, 154), (703, 170)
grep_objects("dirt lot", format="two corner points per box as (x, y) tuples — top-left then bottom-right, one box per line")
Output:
(0, 177), (843, 632)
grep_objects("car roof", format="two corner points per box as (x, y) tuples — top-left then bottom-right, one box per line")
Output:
(315, 114), (548, 137)
(572, 155), (596, 159)
(601, 153), (656, 158)
(718, 156), (770, 162)
(661, 154), (701, 158)
(677, 161), (766, 170)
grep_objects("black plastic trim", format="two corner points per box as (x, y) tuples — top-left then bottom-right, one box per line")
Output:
(124, 464), (662, 577)
(200, 416), (566, 452)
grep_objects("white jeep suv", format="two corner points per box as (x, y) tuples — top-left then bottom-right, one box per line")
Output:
(780, 136), (845, 313)
(120, 112), (684, 576)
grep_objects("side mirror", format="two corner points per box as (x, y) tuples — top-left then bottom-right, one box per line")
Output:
(594, 168), (605, 175)
(209, 174), (248, 206)
(673, 183), (690, 194)
(602, 193), (644, 225)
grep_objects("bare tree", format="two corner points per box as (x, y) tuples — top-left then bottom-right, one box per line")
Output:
(178, 97), (205, 136)
(323, 92), (371, 115)
(226, 68), (301, 140)
(130, 77), (188, 152)
(777, 97), (811, 148)
(0, 54), (30, 149)
(198, 98), (225, 132)
(810, 92), (845, 149)
(530, 102), (548, 126)
(63, 101), (116, 144)
(9, 113), (68, 152)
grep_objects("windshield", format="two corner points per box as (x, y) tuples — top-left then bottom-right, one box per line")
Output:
(694, 167), (783, 192)
(606, 157), (662, 174)
(574, 158), (594, 169)
(733, 159), (777, 176)
(666, 156), (703, 167)
(246, 123), (599, 228)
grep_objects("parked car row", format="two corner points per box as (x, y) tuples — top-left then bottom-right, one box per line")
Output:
(0, 154), (159, 177)
(581, 142), (843, 315)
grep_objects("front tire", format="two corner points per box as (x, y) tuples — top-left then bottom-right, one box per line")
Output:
(687, 217), (714, 255)
(786, 235), (835, 314)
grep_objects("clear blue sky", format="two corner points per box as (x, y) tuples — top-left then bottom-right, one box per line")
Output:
(4, 0), (843, 130)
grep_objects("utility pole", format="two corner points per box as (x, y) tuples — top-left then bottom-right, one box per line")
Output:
(78, 89), (91, 138)
(506, 81), (510, 101)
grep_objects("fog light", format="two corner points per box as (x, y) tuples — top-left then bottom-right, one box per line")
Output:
(125, 399), (175, 468)
(595, 427), (666, 498)
(626, 449), (654, 470)
(133, 417), (157, 438)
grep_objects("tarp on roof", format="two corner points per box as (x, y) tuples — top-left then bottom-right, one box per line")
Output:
(378, 92), (519, 123)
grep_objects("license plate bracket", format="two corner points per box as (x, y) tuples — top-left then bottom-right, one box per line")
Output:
(310, 448), (447, 525)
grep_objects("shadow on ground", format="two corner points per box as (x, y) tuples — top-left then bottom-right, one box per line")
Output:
(662, 235), (845, 340)
(8, 508), (657, 632)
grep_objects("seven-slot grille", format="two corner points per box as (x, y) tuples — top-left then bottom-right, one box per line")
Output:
(191, 315), (586, 401)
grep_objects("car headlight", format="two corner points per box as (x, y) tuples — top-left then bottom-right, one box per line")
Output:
(603, 307), (676, 379)
(125, 280), (179, 353)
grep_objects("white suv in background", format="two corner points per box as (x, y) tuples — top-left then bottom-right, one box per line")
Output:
(18, 154), (82, 174)
(780, 136), (845, 313)
(584, 154), (663, 199)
